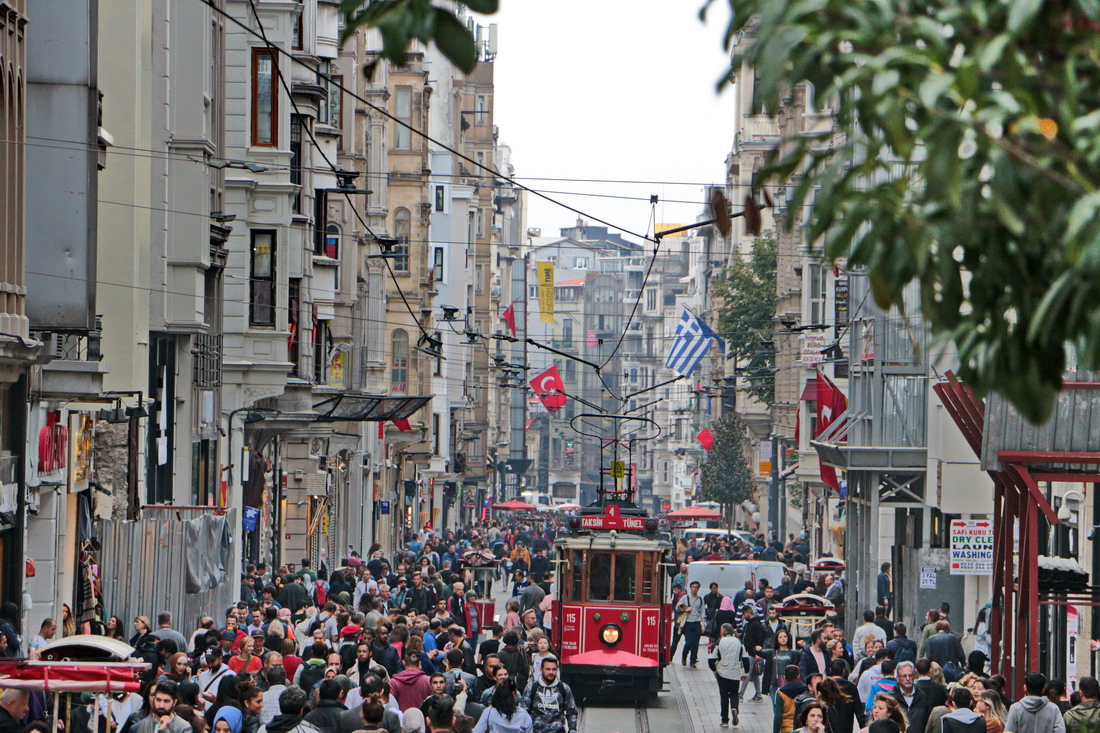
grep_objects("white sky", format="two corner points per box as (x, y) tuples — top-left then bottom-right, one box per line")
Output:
(486, 1), (736, 244)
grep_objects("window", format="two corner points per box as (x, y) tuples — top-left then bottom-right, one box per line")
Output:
(589, 552), (611, 601)
(614, 553), (637, 601)
(288, 278), (301, 376)
(391, 330), (408, 393)
(433, 247), (444, 281)
(573, 256), (589, 269)
(292, 10), (303, 51)
(312, 189), (328, 254)
(562, 319), (572, 346)
(290, 116), (303, 212)
(595, 287), (615, 303)
(395, 86), (412, 149)
(564, 360), (575, 383)
(529, 285), (537, 299)
(318, 62), (342, 133)
(250, 230), (276, 327)
(324, 224), (340, 259)
(313, 320), (331, 384)
(808, 264), (827, 324)
(252, 49), (277, 146)
(475, 265), (484, 294)
(476, 209), (485, 237)
(435, 185), (445, 212)
(645, 288), (657, 311)
(393, 208), (411, 273)
(475, 94), (488, 125)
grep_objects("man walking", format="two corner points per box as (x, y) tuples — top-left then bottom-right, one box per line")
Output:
(150, 612), (189, 653)
(740, 603), (766, 702)
(889, 661), (931, 733)
(133, 680), (192, 733)
(523, 656), (578, 733)
(1005, 672), (1066, 733)
(877, 562), (893, 618)
(924, 620), (966, 676)
(714, 623), (746, 728)
(676, 581), (705, 667)
(1065, 676), (1100, 732)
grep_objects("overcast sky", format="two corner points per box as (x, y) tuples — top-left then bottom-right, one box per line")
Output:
(486, 1), (736, 244)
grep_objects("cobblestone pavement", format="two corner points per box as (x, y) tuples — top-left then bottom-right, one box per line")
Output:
(669, 654), (774, 732)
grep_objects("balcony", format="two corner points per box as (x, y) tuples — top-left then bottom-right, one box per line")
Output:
(38, 325), (109, 400)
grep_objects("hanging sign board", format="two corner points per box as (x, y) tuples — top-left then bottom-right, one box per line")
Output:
(949, 519), (994, 575)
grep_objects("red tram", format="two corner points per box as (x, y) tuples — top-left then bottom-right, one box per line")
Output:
(551, 503), (672, 701)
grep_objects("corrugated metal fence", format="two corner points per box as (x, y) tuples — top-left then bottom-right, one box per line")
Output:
(98, 506), (237, 631)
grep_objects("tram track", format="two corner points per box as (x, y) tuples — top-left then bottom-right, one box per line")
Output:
(578, 700), (650, 733)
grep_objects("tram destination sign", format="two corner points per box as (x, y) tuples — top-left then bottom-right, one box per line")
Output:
(949, 519), (994, 576)
(580, 504), (647, 531)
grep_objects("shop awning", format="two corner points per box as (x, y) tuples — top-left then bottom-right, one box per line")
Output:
(313, 394), (433, 422)
(799, 378), (818, 401)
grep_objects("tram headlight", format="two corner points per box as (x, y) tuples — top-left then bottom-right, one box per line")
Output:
(600, 624), (622, 647)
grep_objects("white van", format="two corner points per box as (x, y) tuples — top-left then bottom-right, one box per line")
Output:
(685, 560), (788, 598)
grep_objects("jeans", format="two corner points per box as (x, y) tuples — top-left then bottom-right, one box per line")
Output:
(717, 676), (741, 724)
(681, 621), (702, 665)
(670, 624), (684, 658)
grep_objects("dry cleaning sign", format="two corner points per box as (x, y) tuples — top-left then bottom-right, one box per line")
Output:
(950, 519), (993, 576)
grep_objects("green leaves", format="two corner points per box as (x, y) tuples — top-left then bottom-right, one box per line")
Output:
(340, 0), (494, 75)
(717, 0), (1100, 423)
(714, 236), (778, 406)
(700, 415), (755, 507)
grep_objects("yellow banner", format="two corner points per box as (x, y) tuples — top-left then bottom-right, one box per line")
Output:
(537, 262), (555, 324)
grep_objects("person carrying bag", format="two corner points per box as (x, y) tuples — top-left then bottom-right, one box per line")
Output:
(711, 622), (749, 728)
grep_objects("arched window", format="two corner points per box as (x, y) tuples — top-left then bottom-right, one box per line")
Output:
(324, 223), (340, 259)
(391, 329), (408, 393)
(393, 208), (410, 273)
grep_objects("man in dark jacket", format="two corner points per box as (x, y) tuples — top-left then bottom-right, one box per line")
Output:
(303, 680), (346, 733)
(924, 620), (966, 673)
(703, 583), (724, 626)
(773, 666), (808, 733)
(890, 661), (932, 733)
(369, 626), (400, 678)
(885, 623), (917, 662)
(0, 690), (28, 733)
(914, 658), (949, 710)
(741, 603), (768, 702)
(406, 573), (436, 616)
(259, 685), (320, 733)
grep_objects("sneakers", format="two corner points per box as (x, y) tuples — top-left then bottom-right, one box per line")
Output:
(750, 695), (763, 702)
(720, 724), (729, 729)
(731, 711), (739, 727)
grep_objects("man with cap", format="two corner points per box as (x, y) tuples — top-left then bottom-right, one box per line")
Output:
(197, 646), (233, 706)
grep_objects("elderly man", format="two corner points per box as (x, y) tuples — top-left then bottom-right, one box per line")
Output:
(0, 689), (29, 733)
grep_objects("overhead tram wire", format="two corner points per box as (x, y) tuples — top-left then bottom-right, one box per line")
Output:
(196, 0), (655, 245)
(242, 0), (438, 347)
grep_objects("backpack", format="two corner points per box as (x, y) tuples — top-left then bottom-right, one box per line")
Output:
(894, 645), (916, 663)
(314, 580), (327, 606)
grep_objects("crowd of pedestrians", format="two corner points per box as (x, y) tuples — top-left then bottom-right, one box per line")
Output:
(0, 520), (579, 733)
(669, 530), (1100, 733)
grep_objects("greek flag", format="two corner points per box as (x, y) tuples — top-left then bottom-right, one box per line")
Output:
(665, 308), (724, 378)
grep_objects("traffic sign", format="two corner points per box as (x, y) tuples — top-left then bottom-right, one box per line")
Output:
(949, 519), (993, 576)
(611, 461), (625, 479)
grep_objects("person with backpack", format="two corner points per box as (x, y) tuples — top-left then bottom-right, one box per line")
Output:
(522, 656), (577, 733)
(773, 665), (808, 733)
(885, 623), (916, 663)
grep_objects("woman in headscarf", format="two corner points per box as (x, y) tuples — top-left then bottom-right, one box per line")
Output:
(160, 652), (192, 682)
(211, 705), (243, 733)
(711, 596), (739, 645)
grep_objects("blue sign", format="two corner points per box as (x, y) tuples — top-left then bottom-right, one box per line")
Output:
(243, 506), (260, 532)
(380, 501), (391, 515)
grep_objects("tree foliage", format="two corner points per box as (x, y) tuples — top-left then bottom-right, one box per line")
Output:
(711, 0), (1100, 423)
(700, 415), (755, 508)
(714, 235), (777, 406)
(339, 0), (499, 77)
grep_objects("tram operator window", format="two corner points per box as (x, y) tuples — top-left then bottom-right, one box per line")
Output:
(590, 552), (612, 601)
(570, 551), (583, 601)
(614, 553), (636, 601)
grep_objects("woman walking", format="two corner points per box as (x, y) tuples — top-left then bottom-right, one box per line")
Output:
(472, 679), (533, 733)
(712, 623), (746, 729)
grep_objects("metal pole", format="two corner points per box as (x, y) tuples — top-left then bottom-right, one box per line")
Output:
(769, 434), (780, 542)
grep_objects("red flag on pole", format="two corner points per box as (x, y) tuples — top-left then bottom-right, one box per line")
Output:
(697, 429), (715, 452)
(502, 303), (517, 337)
(393, 419), (412, 432)
(815, 371), (848, 492)
(529, 365), (567, 411)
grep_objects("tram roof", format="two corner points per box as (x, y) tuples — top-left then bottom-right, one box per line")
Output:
(557, 533), (672, 551)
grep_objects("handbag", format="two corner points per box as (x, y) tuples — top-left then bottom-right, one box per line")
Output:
(704, 617), (718, 637)
(752, 657), (764, 677)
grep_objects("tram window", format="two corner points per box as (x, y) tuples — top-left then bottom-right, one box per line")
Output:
(614, 553), (637, 602)
(589, 552), (612, 601)
(640, 553), (656, 603)
(570, 551), (583, 601)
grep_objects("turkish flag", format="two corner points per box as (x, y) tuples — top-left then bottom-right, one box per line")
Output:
(393, 419), (412, 432)
(697, 429), (715, 452)
(815, 371), (848, 492)
(502, 303), (517, 337)
(529, 365), (567, 411)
